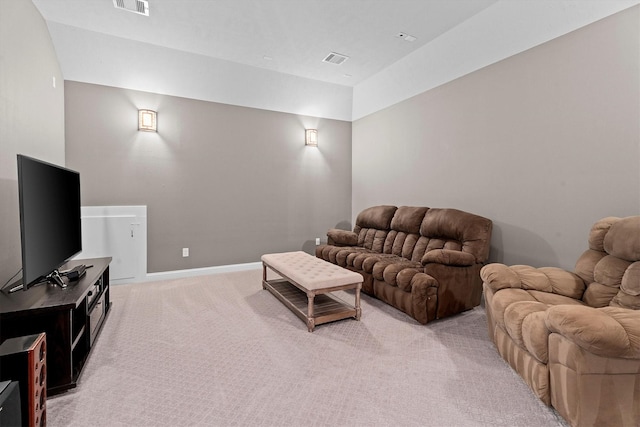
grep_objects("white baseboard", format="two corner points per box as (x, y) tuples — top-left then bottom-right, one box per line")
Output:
(136, 261), (262, 283)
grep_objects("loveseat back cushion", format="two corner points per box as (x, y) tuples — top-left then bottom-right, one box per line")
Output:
(611, 262), (640, 310)
(353, 205), (397, 251)
(574, 249), (606, 285)
(574, 216), (621, 285)
(582, 282), (620, 308)
(603, 216), (640, 262)
(589, 216), (620, 251)
(419, 208), (493, 263)
(606, 216), (640, 310)
(575, 216), (640, 309)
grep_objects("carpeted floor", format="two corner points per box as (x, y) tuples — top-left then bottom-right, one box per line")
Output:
(47, 269), (567, 426)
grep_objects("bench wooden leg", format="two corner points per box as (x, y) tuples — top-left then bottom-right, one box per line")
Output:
(355, 283), (362, 320)
(262, 263), (267, 289)
(307, 292), (315, 332)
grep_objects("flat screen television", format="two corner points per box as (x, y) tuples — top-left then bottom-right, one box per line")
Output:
(14, 154), (82, 291)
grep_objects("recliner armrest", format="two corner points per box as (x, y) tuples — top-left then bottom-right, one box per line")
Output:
(421, 249), (475, 267)
(327, 229), (358, 246)
(480, 263), (585, 299)
(545, 305), (640, 359)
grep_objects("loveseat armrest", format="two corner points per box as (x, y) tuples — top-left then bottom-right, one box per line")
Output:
(421, 249), (476, 267)
(546, 305), (640, 359)
(327, 229), (358, 246)
(480, 263), (585, 299)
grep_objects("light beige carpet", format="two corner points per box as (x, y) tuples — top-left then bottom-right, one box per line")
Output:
(47, 269), (567, 426)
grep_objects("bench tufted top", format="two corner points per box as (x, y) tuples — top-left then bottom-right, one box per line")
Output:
(262, 251), (363, 290)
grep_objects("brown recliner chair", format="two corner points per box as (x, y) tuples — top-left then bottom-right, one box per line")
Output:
(481, 216), (640, 427)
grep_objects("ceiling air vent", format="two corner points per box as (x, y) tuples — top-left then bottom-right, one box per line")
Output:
(113, 0), (149, 16)
(322, 52), (349, 65)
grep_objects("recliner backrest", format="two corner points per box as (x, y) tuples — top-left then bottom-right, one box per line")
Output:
(419, 208), (493, 264)
(575, 216), (640, 309)
(351, 205), (493, 265)
(353, 205), (397, 251)
(383, 206), (430, 262)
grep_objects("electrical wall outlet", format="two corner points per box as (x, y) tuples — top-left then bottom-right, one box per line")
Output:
(315, 238), (321, 245)
(182, 248), (189, 257)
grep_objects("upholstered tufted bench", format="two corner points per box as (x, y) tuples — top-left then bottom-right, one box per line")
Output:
(261, 251), (363, 332)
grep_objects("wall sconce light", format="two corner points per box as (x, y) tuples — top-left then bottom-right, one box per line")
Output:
(138, 109), (157, 132)
(305, 129), (318, 146)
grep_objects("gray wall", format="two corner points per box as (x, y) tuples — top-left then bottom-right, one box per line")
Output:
(353, 6), (639, 270)
(64, 82), (352, 273)
(0, 0), (65, 285)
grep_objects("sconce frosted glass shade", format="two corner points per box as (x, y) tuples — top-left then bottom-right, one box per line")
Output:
(138, 109), (157, 132)
(305, 129), (318, 146)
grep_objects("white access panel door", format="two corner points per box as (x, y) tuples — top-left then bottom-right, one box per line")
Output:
(75, 206), (147, 284)
(80, 215), (136, 280)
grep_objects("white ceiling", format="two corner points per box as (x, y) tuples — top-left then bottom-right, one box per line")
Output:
(31, 0), (498, 86)
(30, 0), (640, 120)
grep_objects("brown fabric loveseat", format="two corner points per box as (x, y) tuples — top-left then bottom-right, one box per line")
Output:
(481, 216), (640, 427)
(316, 205), (492, 324)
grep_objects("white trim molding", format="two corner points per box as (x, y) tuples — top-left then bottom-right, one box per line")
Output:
(142, 261), (262, 283)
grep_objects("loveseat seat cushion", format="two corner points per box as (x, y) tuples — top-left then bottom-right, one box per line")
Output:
(350, 252), (392, 271)
(316, 245), (364, 267)
(377, 259), (422, 283)
(525, 290), (587, 307)
(361, 253), (400, 273)
(333, 247), (369, 267)
(489, 288), (583, 330)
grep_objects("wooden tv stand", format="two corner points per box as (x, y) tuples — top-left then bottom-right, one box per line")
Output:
(0, 257), (112, 396)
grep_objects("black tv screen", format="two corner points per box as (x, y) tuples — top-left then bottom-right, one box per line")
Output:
(17, 155), (82, 290)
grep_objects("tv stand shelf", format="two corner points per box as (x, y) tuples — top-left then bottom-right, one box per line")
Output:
(0, 257), (111, 396)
